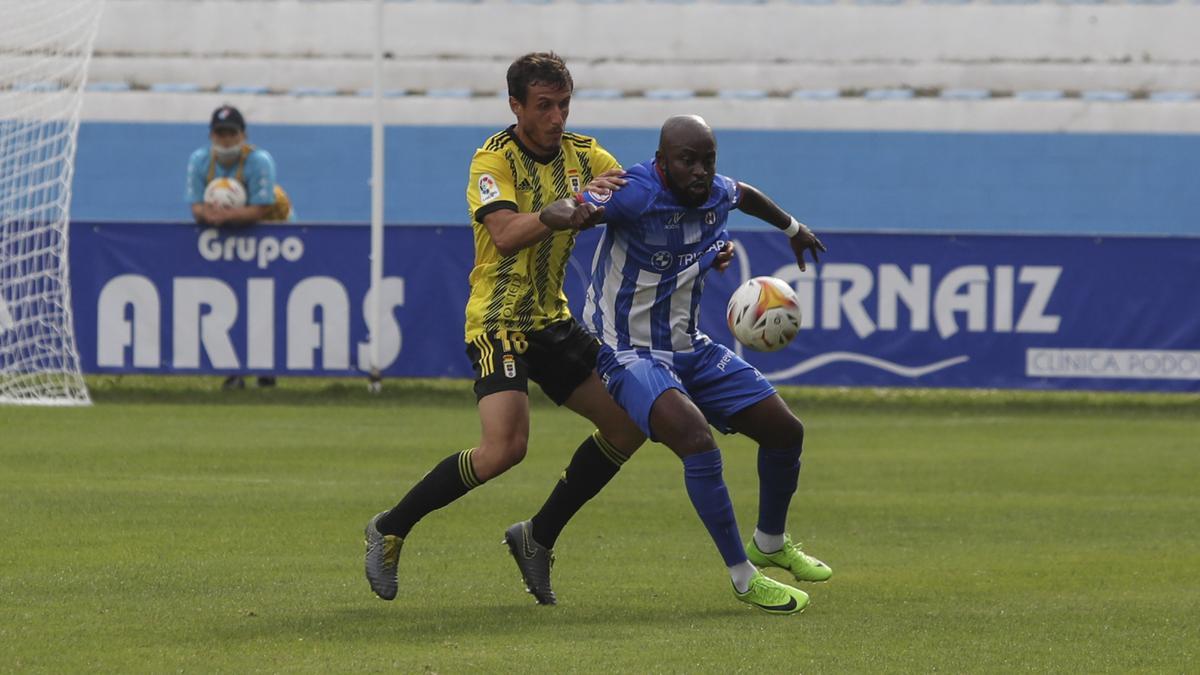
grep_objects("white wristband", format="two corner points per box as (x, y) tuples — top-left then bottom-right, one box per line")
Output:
(782, 217), (802, 238)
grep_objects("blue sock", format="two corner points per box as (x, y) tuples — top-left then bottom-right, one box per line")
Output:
(757, 446), (801, 536)
(682, 448), (747, 567)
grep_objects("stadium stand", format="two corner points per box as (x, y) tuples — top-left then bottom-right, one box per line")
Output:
(63, 0), (1200, 227)
(82, 0), (1200, 104)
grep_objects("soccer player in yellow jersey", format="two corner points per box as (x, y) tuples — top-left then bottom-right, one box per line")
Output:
(364, 53), (646, 605)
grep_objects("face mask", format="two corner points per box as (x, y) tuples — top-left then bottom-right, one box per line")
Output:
(212, 143), (243, 164)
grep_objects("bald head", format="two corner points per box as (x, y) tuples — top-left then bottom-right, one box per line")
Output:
(656, 115), (718, 206)
(658, 115), (713, 153)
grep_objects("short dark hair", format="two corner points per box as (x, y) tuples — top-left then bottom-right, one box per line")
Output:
(507, 52), (573, 103)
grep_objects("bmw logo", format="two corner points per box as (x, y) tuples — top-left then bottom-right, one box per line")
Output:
(651, 250), (673, 271)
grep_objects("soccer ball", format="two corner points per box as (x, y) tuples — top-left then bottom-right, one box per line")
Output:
(726, 276), (802, 352)
(204, 177), (247, 208)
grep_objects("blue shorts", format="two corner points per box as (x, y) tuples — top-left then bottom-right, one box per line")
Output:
(595, 340), (777, 440)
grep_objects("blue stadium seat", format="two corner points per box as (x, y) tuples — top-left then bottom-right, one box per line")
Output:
(289, 86), (338, 97)
(645, 89), (696, 100)
(85, 81), (131, 93)
(12, 82), (63, 93)
(220, 84), (270, 95)
(864, 88), (916, 100)
(355, 88), (409, 98)
(1015, 89), (1065, 101)
(718, 89), (769, 100)
(426, 88), (473, 98)
(939, 88), (991, 100)
(1081, 90), (1131, 102)
(150, 83), (201, 93)
(789, 88), (840, 100)
(1149, 91), (1197, 102)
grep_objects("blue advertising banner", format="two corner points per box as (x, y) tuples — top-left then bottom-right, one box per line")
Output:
(70, 222), (1200, 392)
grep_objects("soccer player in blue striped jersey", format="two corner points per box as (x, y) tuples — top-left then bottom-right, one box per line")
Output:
(539, 115), (830, 614)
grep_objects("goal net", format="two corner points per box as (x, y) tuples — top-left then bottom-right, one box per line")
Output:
(1, 0), (104, 405)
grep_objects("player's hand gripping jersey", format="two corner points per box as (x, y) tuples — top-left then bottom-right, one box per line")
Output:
(580, 160), (740, 353)
(464, 127), (619, 341)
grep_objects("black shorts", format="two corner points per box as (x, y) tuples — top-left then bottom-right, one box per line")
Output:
(465, 319), (600, 405)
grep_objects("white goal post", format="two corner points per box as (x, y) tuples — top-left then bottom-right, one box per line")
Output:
(0, 0), (104, 406)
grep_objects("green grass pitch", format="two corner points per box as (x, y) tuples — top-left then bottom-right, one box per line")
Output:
(2, 377), (1197, 672)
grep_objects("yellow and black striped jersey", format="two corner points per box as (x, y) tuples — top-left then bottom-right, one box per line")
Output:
(464, 125), (620, 341)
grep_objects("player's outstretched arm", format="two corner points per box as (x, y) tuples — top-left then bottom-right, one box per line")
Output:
(736, 181), (826, 272)
(482, 209), (554, 256)
(539, 197), (605, 232)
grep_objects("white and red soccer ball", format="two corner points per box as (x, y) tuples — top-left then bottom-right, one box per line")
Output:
(204, 177), (247, 208)
(726, 276), (802, 352)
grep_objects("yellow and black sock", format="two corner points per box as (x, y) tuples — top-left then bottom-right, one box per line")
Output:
(376, 449), (482, 538)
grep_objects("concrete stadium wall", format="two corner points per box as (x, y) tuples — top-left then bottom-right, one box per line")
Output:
(89, 0), (1200, 96)
(73, 117), (1200, 235)
(63, 1), (1200, 234)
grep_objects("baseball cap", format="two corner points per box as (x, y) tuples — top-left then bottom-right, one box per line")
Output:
(210, 105), (246, 132)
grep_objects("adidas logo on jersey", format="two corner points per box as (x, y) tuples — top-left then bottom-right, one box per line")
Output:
(517, 178), (534, 191)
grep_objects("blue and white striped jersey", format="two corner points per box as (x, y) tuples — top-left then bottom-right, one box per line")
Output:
(580, 160), (740, 353)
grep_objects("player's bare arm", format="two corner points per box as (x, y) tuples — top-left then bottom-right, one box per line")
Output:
(736, 181), (826, 272)
(539, 197), (605, 231)
(481, 208), (556, 256)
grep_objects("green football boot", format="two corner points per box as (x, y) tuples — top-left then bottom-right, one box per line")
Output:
(364, 512), (403, 600)
(734, 571), (810, 615)
(746, 534), (832, 583)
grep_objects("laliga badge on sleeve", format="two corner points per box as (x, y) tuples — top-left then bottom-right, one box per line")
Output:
(479, 174), (501, 204)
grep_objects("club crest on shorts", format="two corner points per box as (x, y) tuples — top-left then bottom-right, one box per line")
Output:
(478, 174), (501, 204)
(503, 354), (517, 378)
(705, 211), (716, 225)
